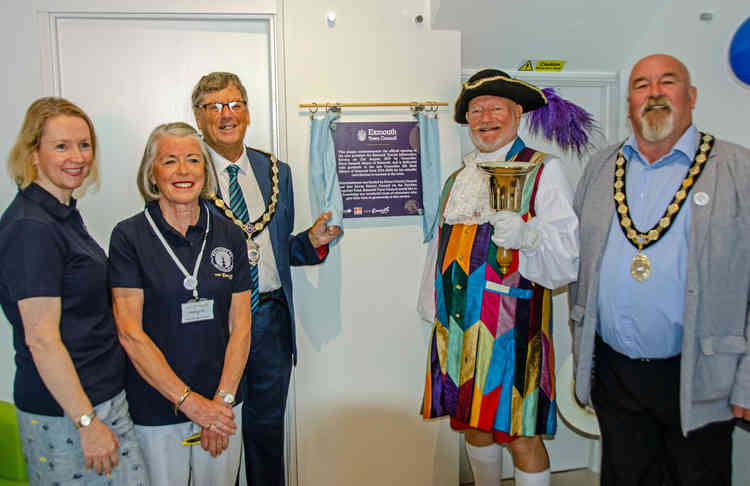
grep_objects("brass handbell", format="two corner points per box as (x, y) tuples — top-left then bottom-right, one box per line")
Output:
(477, 161), (537, 274)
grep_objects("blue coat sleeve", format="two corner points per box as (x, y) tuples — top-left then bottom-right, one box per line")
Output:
(281, 160), (327, 267)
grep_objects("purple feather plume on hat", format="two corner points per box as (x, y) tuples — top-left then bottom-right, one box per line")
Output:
(525, 88), (600, 155)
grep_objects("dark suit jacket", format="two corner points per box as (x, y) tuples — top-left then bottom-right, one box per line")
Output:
(212, 147), (326, 363)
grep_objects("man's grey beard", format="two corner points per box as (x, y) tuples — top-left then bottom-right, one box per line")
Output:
(639, 97), (674, 142)
(470, 129), (506, 153)
(641, 112), (674, 142)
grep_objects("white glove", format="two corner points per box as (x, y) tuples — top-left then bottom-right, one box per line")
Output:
(489, 210), (541, 251)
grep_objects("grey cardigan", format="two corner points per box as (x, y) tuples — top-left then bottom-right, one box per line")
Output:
(569, 136), (750, 434)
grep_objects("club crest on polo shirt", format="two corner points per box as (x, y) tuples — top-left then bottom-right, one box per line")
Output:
(210, 247), (234, 273)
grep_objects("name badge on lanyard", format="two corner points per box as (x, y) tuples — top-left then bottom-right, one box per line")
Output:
(144, 204), (216, 324)
(182, 299), (214, 324)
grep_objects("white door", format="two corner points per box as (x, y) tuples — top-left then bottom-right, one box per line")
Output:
(39, 11), (278, 247)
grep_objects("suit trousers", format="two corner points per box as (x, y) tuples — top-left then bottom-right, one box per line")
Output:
(242, 288), (293, 486)
(591, 334), (734, 486)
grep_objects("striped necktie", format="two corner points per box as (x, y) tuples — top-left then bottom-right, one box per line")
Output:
(226, 164), (259, 311)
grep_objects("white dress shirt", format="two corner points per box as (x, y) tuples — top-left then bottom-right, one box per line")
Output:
(208, 146), (282, 293)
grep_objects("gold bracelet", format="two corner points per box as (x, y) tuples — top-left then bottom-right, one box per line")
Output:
(174, 386), (191, 415)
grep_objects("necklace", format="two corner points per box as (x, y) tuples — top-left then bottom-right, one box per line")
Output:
(144, 203), (210, 297)
(613, 132), (714, 281)
(208, 153), (280, 265)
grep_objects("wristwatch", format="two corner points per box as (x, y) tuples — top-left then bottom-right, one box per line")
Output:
(75, 410), (97, 429)
(216, 390), (235, 405)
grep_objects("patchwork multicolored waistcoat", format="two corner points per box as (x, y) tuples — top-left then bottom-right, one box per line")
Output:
(422, 145), (557, 438)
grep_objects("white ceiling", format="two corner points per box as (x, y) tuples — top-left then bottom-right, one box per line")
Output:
(430, 0), (673, 72)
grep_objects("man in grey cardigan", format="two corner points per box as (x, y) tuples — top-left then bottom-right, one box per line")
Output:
(570, 53), (750, 485)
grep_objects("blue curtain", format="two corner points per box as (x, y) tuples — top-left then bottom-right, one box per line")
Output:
(309, 111), (344, 245)
(417, 111), (441, 242)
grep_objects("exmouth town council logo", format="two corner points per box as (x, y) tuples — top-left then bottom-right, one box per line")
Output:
(211, 247), (234, 273)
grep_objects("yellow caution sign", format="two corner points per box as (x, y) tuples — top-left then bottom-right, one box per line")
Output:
(534, 60), (566, 71)
(519, 60), (534, 71)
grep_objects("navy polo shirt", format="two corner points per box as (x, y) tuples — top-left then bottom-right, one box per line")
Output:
(108, 199), (250, 426)
(0, 183), (126, 416)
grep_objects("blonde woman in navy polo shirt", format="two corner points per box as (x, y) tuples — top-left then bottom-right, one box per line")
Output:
(108, 122), (251, 486)
(0, 97), (148, 485)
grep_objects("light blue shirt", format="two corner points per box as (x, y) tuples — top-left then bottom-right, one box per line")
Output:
(597, 125), (699, 358)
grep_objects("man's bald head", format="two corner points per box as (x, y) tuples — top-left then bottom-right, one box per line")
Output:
(627, 54), (697, 150)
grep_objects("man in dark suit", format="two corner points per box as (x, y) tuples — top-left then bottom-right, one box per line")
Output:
(192, 72), (341, 486)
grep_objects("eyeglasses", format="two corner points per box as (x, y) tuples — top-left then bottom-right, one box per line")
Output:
(196, 100), (247, 114)
(466, 105), (506, 121)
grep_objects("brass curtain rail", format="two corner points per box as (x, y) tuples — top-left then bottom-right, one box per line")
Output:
(300, 101), (447, 112)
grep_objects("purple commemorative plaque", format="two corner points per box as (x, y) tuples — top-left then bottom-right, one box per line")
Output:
(333, 121), (423, 218)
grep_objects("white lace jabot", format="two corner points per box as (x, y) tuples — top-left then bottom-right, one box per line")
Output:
(442, 141), (516, 225)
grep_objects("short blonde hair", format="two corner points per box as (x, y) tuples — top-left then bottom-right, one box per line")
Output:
(136, 122), (217, 202)
(7, 97), (99, 195)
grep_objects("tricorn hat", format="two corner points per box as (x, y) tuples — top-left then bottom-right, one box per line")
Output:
(454, 69), (547, 124)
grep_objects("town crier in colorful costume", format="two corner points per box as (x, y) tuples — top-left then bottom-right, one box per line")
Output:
(420, 69), (593, 486)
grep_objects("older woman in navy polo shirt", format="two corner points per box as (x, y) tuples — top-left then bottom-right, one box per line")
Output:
(108, 122), (251, 486)
(0, 97), (148, 484)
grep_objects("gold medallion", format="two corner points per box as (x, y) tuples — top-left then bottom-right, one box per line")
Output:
(612, 132), (714, 281)
(247, 239), (260, 265)
(631, 252), (651, 281)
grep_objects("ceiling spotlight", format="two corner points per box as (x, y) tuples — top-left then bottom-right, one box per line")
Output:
(327, 11), (336, 27)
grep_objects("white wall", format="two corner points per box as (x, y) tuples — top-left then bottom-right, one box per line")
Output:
(624, 0), (749, 149)
(282, 2), (462, 484)
(0, 1), (43, 404)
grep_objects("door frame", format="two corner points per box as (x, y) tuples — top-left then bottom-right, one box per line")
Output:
(462, 68), (624, 144)
(36, 5), (298, 486)
(37, 8), (289, 162)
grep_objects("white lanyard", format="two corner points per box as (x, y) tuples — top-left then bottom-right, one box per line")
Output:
(144, 204), (210, 300)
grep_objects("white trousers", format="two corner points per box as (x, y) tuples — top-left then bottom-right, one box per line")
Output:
(135, 403), (242, 486)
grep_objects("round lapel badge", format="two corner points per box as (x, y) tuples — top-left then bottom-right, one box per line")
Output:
(693, 191), (710, 206)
